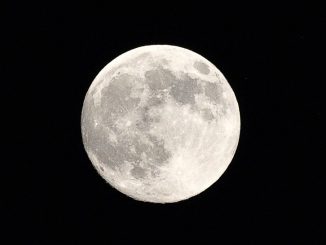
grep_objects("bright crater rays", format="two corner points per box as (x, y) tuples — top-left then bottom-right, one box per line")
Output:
(81, 45), (240, 203)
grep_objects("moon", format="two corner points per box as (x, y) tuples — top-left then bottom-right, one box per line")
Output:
(81, 45), (240, 203)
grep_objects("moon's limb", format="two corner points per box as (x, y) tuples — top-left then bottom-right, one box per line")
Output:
(81, 45), (240, 203)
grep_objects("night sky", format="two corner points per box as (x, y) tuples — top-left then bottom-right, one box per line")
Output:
(4, 1), (324, 243)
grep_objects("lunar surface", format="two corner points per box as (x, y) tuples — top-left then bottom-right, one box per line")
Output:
(81, 45), (240, 203)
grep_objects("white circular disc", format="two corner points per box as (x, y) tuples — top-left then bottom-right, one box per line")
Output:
(81, 45), (240, 203)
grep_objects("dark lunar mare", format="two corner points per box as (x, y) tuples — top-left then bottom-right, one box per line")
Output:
(82, 72), (172, 180)
(82, 64), (228, 180)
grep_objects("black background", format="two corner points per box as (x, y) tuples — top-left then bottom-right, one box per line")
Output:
(3, 1), (325, 244)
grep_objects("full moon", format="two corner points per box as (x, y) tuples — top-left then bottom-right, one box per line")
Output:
(81, 45), (240, 203)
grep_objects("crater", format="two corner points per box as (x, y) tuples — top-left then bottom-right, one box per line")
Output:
(194, 61), (210, 75)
